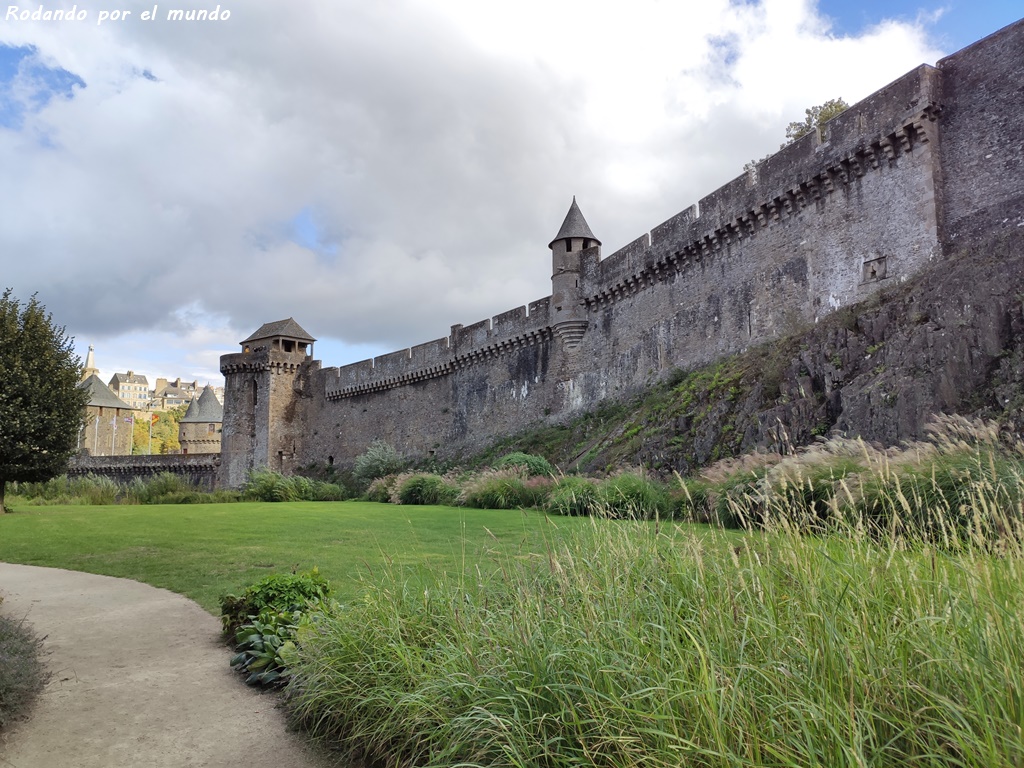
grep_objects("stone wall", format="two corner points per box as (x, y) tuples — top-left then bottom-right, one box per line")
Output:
(68, 454), (220, 491)
(221, 18), (1024, 480)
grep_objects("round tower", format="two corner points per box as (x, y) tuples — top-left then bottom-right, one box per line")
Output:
(178, 385), (224, 455)
(549, 197), (600, 349)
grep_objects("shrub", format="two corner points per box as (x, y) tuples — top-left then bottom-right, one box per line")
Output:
(493, 452), (555, 477)
(460, 469), (543, 509)
(597, 471), (669, 519)
(353, 440), (405, 485)
(220, 568), (331, 637)
(314, 483), (347, 501)
(546, 475), (600, 516)
(366, 474), (398, 503)
(669, 476), (711, 522)
(397, 474), (458, 506)
(243, 469), (345, 503)
(0, 613), (49, 730)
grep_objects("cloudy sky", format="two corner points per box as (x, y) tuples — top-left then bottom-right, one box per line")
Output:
(1, 0), (1019, 388)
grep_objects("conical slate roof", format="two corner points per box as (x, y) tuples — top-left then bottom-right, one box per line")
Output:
(179, 385), (223, 424)
(79, 374), (129, 409)
(549, 196), (601, 248)
(241, 318), (315, 345)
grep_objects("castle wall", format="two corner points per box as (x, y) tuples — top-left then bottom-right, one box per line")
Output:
(934, 22), (1024, 246)
(68, 454), (220, 492)
(221, 19), (1024, 478)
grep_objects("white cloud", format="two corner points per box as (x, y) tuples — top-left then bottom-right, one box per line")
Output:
(0, 0), (945, 383)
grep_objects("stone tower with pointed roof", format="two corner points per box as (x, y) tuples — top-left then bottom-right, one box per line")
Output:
(178, 385), (224, 455)
(550, 196), (601, 350)
(219, 318), (320, 486)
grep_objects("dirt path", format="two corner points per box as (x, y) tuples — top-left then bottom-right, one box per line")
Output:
(0, 563), (337, 768)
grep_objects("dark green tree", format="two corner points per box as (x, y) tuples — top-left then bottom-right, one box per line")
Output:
(0, 290), (89, 513)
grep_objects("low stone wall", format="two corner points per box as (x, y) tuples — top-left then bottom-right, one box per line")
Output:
(67, 454), (221, 492)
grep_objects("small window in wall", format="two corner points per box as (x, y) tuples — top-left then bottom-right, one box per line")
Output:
(566, 238), (573, 252)
(208, 423), (216, 434)
(283, 340), (295, 352)
(862, 256), (887, 283)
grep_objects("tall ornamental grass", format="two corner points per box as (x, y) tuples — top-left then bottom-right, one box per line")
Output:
(286, 515), (1024, 767)
(692, 415), (1024, 543)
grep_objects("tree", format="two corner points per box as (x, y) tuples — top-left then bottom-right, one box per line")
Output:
(0, 290), (89, 513)
(784, 98), (849, 144)
(745, 98), (851, 173)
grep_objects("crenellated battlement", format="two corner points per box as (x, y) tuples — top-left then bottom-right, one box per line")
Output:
(324, 298), (553, 399)
(220, 18), (1024, 482)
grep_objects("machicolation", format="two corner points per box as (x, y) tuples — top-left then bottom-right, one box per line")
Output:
(218, 19), (1024, 488)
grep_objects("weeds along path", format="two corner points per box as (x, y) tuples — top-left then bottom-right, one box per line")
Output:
(0, 563), (334, 768)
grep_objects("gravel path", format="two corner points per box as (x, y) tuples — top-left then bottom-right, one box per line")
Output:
(0, 563), (337, 768)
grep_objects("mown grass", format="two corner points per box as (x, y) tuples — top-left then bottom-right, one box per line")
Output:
(0, 501), (616, 612)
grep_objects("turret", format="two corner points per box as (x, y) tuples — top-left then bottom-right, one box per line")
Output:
(178, 385), (224, 455)
(549, 197), (600, 349)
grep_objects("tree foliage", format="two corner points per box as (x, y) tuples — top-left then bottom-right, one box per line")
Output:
(0, 290), (89, 512)
(744, 98), (850, 173)
(784, 98), (850, 144)
(132, 404), (187, 455)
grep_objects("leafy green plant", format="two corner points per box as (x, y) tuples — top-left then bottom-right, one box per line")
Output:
(243, 469), (346, 503)
(220, 568), (331, 637)
(230, 609), (302, 687)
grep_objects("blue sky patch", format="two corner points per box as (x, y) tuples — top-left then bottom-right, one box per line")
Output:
(816, 0), (1022, 52)
(0, 44), (86, 130)
(289, 207), (340, 259)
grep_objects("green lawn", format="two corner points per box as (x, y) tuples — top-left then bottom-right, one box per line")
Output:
(0, 501), (605, 612)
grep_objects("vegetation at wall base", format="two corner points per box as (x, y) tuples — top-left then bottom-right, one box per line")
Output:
(6, 472), (245, 506)
(242, 469), (347, 502)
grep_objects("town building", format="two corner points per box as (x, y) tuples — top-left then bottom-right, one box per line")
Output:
(78, 374), (136, 456)
(109, 371), (151, 410)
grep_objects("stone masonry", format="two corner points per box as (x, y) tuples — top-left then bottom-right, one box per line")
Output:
(219, 19), (1024, 488)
